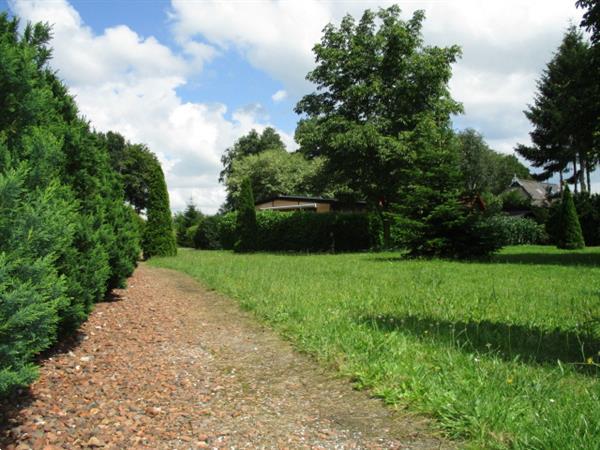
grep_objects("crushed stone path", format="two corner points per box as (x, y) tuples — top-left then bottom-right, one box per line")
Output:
(1, 264), (450, 449)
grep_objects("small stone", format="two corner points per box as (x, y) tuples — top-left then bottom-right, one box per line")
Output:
(86, 436), (104, 447)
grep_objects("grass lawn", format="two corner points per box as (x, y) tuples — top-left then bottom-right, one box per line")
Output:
(149, 245), (600, 449)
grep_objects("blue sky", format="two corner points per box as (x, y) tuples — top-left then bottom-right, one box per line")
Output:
(2, 0), (593, 212)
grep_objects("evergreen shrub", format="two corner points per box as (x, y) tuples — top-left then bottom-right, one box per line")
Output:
(234, 178), (258, 252)
(555, 186), (585, 249)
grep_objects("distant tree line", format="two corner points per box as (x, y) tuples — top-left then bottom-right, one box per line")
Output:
(0, 13), (175, 397)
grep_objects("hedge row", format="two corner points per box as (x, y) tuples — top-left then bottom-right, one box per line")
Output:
(194, 211), (382, 252)
(192, 210), (552, 254)
(0, 15), (142, 397)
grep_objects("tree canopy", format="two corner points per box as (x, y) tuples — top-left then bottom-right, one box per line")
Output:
(516, 25), (597, 192)
(295, 6), (462, 211)
(457, 129), (530, 195)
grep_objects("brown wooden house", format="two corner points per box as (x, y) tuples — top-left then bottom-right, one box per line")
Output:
(255, 195), (367, 213)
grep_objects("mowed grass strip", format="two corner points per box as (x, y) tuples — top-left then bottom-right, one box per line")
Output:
(149, 246), (600, 449)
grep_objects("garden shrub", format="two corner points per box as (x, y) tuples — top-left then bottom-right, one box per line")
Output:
(573, 193), (600, 246)
(404, 199), (503, 258)
(483, 215), (548, 246)
(142, 161), (177, 258)
(217, 213), (238, 250)
(555, 186), (585, 249)
(194, 215), (225, 250)
(234, 178), (258, 252)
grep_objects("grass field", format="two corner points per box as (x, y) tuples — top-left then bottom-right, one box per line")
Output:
(149, 246), (600, 449)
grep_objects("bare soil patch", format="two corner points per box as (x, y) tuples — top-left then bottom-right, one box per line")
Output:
(1, 264), (450, 449)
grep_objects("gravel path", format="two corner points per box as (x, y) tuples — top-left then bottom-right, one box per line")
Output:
(1, 264), (450, 449)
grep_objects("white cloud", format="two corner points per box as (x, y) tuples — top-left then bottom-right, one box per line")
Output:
(271, 89), (287, 102)
(170, 0), (584, 160)
(9, 0), (290, 214)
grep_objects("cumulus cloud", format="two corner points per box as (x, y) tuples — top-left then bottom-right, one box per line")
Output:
(170, 0), (584, 160)
(8, 0), (291, 213)
(271, 89), (287, 102)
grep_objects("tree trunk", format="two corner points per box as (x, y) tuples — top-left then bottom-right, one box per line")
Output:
(579, 156), (587, 193)
(559, 170), (564, 193)
(586, 160), (592, 194)
(573, 160), (578, 193)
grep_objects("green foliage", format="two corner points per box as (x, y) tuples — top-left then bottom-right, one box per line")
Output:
(573, 192), (600, 246)
(226, 149), (321, 207)
(483, 215), (548, 246)
(0, 12), (142, 396)
(295, 6), (462, 225)
(403, 199), (502, 258)
(516, 26), (597, 191)
(174, 201), (203, 247)
(457, 129), (530, 195)
(556, 186), (585, 249)
(220, 127), (286, 183)
(254, 211), (381, 252)
(151, 246), (600, 449)
(0, 167), (72, 395)
(234, 178), (257, 252)
(142, 161), (176, 258)
(195, 211), (382, 252)
(193, 215), (222, 250)
(500, 189), (532, 211)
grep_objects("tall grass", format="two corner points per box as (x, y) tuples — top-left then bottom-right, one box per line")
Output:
(150, 246), (600, 449)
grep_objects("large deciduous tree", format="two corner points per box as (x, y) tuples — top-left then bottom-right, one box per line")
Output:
(226, 149), (321, 205)
(457, 129), (530, 195)
(294, 6), (462, 245)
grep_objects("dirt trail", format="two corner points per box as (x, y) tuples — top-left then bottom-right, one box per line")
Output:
(1, 265), (450, 449)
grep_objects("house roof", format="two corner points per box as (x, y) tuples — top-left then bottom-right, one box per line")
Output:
(256, 195), (367, 206)
(509, 176), (560, 204)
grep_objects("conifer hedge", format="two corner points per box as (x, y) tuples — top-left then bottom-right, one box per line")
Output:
(0, 13), (167, 396)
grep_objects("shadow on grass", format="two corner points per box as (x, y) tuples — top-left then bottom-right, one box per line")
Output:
(359, 314), (599, 375)
(368, 250), (600, 267)
(491, 251), (600, 267)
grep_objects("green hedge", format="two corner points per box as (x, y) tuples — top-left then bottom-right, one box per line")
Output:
(194, 211), (382, 252)
(483, 215), (548, 246)
(0, 14), (141, 397)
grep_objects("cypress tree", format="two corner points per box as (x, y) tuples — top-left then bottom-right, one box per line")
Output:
(142, 160), (177, 258)
(556, 185), (585, 249)
(234, 178), (257, 252)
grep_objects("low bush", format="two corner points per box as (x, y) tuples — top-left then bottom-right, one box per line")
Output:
(404, 200), (503, 258)
(483, 215), (548, 246)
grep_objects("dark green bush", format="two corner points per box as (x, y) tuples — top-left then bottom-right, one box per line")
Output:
(218, 213), (238, 250)
(573, 193), (600, 246)
(0, 13), (142, 397)
(404, 199), (503, 258)
(555, 186), (585, 249)
(254, 211), (380, 252)
(193, 215), (222, 249)
(234, 178), (258, 252)
(483, 215), (548, 246)
(142, 161), (177, 258)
